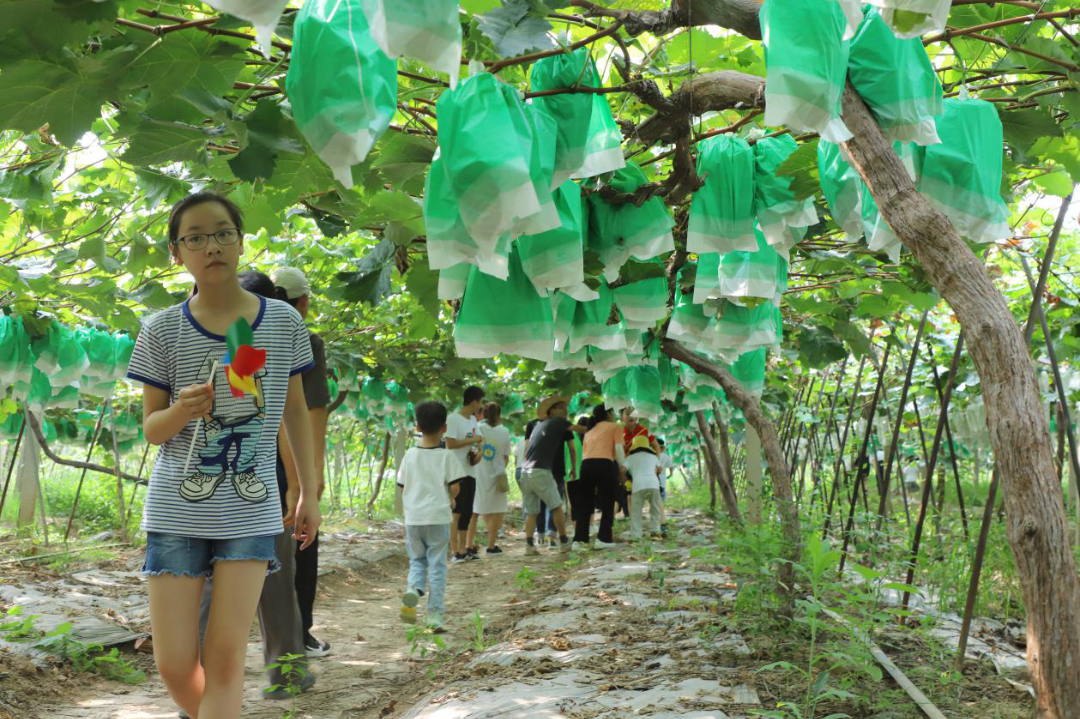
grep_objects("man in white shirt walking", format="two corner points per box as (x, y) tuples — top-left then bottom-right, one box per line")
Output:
(443, 386), (485, 561)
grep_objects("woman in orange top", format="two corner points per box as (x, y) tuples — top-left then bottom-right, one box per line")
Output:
(577, 405), (626, 547)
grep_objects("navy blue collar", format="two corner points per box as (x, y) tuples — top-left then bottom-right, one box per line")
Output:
(183, 295), (266, 341)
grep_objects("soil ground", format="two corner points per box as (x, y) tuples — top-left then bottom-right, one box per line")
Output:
(1, 511), (1035, 718)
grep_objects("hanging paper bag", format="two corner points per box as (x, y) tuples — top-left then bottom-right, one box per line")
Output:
(849, 8), (942, 145)
(688, 135), (757, 255)
(586, 163), (675, 277)
(916, 98), (1010, 243)
(517, 181), (586, 293)
(530, 47), (596, 186)
(760, 0), (852, 142)
(287, 0), (398, 186)
(817, 140), (865, 239)
(203, 0), (289, 54)
(718, 227), (789, 306)
(360, 0), (462, 86)
(730, 347), (767, 398)
(454, 246), (555, 362)
(568, 283), (626, 354)
(571, 58), (626, 180)
(866, 0), (950, 39)
(753, 134), (818, 252)
(613, 260), (669, 329)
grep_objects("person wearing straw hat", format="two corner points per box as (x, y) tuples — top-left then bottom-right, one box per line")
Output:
(625, 435), (663, 541)
(519, 396), (576, 555)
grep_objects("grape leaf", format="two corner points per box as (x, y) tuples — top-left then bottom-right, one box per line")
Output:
(0, 60), (109, 146)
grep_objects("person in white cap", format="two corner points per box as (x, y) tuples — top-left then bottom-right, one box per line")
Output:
(272, 267), (332, 658)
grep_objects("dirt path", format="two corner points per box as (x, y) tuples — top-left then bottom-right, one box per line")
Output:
(36, 519), (581, 719)
(16, 510), (1034, 718)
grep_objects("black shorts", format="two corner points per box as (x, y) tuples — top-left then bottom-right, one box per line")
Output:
(453, 476), (476, 528)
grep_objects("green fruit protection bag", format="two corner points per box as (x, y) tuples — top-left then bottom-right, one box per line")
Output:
(613, 261), (669, 330)
(602, 370), (631, 412)
(849, 8), (942, 145)
(817, 140), (864, 239)
(568, 283), (626, 354)
(502, 394), (526, 417)
(669, 264), (712, 349)
(694, 251), (722, 306)
(866, 0), (950, 39)
(916, 98), (1009, 243)
(361, 376), (387, 413)
(625, 364), (663, 421)
(436, 72), (559, 249)
(438, 262), (471, 300)
(718, 227), (789, 306)
(761, 0), (852, 143)
(0, 315), (34, 389)
(586, 163), (675, 277)
(203, 0), (289, 53)
(454, 245), (555, 363)
(286, 0), (398, 186)
(360, 0), (462, 86)
(571, 58), (626, 180)
(425, 150), (513, 277)
(753, 135), (818, 255)
(33, 320), (88, 390)
(688, 135), (757, 255)
(517, 181), (586, 295)
(530, 48), (596, 185)
(658, 355), (679, 401)
(706, 300), (783, 363)
(730, 347), (767, 398)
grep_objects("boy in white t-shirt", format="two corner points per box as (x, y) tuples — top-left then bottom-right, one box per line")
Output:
(624, 435), (663, 540)
(395, 401), (464, 632)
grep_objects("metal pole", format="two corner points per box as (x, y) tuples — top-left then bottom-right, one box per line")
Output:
(924, 344), (970, 539)
(956, 469), (998, 667)
(107, 403), (128, 542)
(64, 409), (105, 543)
(839, 336), (895, 574)
(0, 420), (25, 521)
(902, 332), (965, 613)
(876, 311), (930, 532)
(823, 353), (869, 538)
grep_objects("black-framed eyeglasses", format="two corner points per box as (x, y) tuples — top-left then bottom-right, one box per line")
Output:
(173, 227), (241, 251)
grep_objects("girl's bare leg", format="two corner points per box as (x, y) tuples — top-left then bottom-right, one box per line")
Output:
(149, 574), (207, 717)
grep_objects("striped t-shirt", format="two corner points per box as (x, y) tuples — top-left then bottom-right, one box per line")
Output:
(126, 296), (314, 539)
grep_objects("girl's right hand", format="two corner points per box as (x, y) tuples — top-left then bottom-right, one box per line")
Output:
(176, 383), (213, 422)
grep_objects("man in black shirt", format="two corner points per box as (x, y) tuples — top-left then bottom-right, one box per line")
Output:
(525, 414), (576, 547)
(520, 397), (578, 554)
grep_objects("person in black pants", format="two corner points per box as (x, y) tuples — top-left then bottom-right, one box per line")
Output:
(274, 267), (332, 657)
(575, 405), (625, 548)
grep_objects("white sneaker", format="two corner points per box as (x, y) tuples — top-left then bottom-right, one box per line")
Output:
(179, 472), (226, 502)
(525, 544), (540, 556)
(570, 541), (586, 551)
(593, 539), (617, 549)
(232, 470), (268, 503)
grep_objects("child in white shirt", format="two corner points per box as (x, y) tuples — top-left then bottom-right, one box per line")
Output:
(395, 401), (463, 631)
(624, 435), (663, 540)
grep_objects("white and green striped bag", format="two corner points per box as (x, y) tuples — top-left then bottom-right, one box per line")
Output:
(571, 58), (626, 180)
(626, 365), (663, 421)
(730, 347), (767, 398)
(613, 264), (669, 329)
(588, 347), (632, 372)
(204, 0), (289, 54)
(287, 0), (398, 186)
(517, 181), (586, 294)
(866, 0), (950, 39)
(361, 0), (462, 86)
(688, 135), (758, 255)
(760, 0), (852, 143)
(437, 262), (471, 301)
(916, 98), (1010, 243)
(454, 246), (555, 363)
(719, 228), (789, 306)
(849, 8), (942, 145)
(587, 163), (675, 277)
(693, 252), (722, 306)
(753, 135), (818, 253)
(817, 140), (864, 239)
(568, 283), (626, 354)
(530, 48), (596, 186)
(706, 301), (783, 362)
(669, 265), (712, 349)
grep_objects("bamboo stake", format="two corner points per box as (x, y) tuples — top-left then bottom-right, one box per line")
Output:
(822, 353), (869, 537)
(0, 420), (25, 521)
(64, 409), (106, 543)
(924, 344), (970, 539)
(107, 403), (128, 542)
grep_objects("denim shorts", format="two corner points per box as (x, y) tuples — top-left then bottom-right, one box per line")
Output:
(142, 532), (280, 578)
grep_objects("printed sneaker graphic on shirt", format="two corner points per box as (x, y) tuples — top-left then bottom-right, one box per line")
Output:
(181, 352), (268, 503)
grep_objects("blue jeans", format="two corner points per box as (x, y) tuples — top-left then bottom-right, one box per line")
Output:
(142, 532), (279, 578)
(405, 524), (451, 619)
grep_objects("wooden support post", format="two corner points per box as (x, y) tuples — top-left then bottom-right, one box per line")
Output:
(107, 404), (128, 542)
(823, 354), (868, 537)
(17, 410), (42, 530)
(745, 425), (763, 524)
